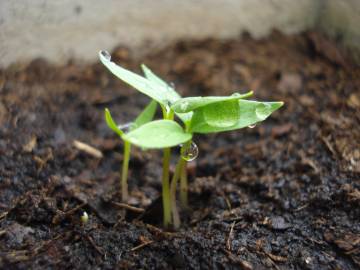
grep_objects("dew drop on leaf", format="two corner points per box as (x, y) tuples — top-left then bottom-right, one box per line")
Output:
(248, 124), (256, 128)
(255, 103), (272, 120)
(181, 142), (199, 162)
(169, 82), (175, 89)
(118, 122), (136, 133)
(100, 50), (111, 61)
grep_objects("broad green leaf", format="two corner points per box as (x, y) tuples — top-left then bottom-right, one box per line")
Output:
(133, 100), (158, 130)
(171, 91), (253, 113)
(99, 51), (179, 105)
(122, 120), (192, 149)
(141, 64), (180, 100)
(189, 100), (284, 134)
(104, 108), (124, 137)
(141, 64), (192, 124)
(203, 99), (239, 128)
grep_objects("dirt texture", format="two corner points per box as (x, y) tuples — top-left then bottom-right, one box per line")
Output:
(0, 31), (359, 269)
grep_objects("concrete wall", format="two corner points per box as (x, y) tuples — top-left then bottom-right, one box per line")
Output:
(0, 0), (359, 67)
(0, 0), (318, 67)
(317, 0), (360, 61)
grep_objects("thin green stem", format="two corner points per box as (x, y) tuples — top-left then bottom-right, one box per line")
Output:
(170, 158), (184, 229)
(121, 140), (131, 202)
(162, 147), (172, 227)
(161, 105), (174, 228)
(179, 140), (191, 208)
(180, 159), (188, 208)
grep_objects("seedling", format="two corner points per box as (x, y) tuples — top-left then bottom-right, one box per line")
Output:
(105, 100), (157, 202)
(99, 50), (284, 228)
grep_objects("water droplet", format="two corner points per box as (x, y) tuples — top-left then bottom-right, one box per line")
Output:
(181, 142), (199, 162)
(255, 103), (272, 120)
(100, 50), (111, 61)
(248, 124), (256, 128)
(118, 122), (136, 133)
(231, 92), (241, 97)
(169, 82), (175, 89)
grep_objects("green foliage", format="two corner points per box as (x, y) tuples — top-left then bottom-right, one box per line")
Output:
(133, 100), (158, 129)
(170, 91), (253, 113)
(189, 100), (284, 134)
(122, 120), (192, 149)
(99, 51), (180, 106)
(104, 108), (124, 137)
(99, 50), (284, 228)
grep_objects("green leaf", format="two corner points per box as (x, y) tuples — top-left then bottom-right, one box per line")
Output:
(141, 64), (181, 104)
(122, 120), (192, 149)
(99, 51), (179, 106)
(141, 64), (192, 124)
(202, 100), (239, 128)
(171, 91), (253, 113)
(189, 100), (284, 134)
(104, 108), (124, 137)
(133, 100), (158, 130)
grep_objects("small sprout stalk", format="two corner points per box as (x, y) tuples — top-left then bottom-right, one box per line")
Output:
(162, 147), (172, 227)
(180, 160), (188, 208)
(170, 158), (184, 229)
(81, 211), (89, 224)
(121, 140), (131, 202)
(161, 106), (174, 227)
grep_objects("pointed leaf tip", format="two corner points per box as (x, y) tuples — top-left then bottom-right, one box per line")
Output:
(104, 108), (124, 137)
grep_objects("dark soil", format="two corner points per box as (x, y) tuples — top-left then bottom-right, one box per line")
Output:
(0, 31), (359, 269)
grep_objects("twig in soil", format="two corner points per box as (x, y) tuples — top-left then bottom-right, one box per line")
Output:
(52, 203), (87, 224)
(111, 201), (145, 213)
(293, 203), (309, 212)
(145, 223), (177, 238)
(226, 221), (236, 251)
(190, 208), (211, 225)
(321, 135), (337, 157)
(0, 211), (8, 221)
(84, 235), (105, 257)
(222, 249), (253, 270)
(73, 140), (103, 158)
(130, 240), (154, 252)
(31, 233), (64, 254)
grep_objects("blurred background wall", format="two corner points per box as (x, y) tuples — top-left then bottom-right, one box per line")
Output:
(0, 0), (359, 67)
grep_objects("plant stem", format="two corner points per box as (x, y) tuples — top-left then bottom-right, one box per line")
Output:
(121, 140), (131, 202)
(179, 140), (191, 208)
(170, 158), (184, 229)
(161, 105), (174, 228)
(162, 147), (172, 227)
(180, 159), (188, 208)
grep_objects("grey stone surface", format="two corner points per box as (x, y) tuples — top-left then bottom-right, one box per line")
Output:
(0, 0), (317, 67)
(317, 0), (360, 61)
(0, 0), (359, 67)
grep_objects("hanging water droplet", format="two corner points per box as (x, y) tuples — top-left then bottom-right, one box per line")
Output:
(100, 50), (111, 61)
(255, 103), (272, 120)
(181, 142), (199, 162)
(248, 123), (256, 128)
(118, 122), (136, 133)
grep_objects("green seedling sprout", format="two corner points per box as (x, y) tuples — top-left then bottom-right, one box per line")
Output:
(99, 50), (284, 229)
(105, 100), (157, 202)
